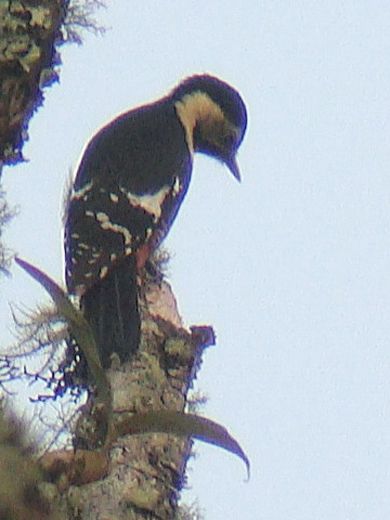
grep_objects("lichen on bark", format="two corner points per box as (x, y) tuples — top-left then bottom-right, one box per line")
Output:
(0, 0), (65, 166)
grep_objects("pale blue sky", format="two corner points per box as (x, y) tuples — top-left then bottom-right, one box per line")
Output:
(2, 1), (390, 518)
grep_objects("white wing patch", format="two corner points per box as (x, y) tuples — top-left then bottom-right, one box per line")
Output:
(173, 176), (181, 195)
(72, 181), (94, 200)
(67, 175), (184, 296)
(96, 211), (133, 245)
(120, 184), (172, 221)
(99, 266), (108, 279)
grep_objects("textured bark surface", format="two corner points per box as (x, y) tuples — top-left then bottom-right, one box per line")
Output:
(0, 0), (64, 167)
(0, 409), (59, 520)
(45, 279), (213, 519)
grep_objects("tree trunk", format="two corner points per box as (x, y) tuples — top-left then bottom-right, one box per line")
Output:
(46, 279), (213, 519)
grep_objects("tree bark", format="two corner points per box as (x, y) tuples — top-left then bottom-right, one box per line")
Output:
(0, 0), (64, 168)
(45, 279), (213, 519)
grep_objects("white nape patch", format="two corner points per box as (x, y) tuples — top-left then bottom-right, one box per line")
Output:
(96, 211), (133, 245)
(72, 181), (93, 200)
(120, 185), (171, 220)
(174, 92), (225, 153)
(110, 193), (119, 203)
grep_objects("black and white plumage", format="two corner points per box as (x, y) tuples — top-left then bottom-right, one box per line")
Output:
(64, 74), (247, 372)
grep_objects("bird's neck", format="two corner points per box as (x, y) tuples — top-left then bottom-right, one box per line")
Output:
(174, 92), (224, 154)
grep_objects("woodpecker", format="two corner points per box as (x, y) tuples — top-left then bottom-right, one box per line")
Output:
(64, 74), (247, 372)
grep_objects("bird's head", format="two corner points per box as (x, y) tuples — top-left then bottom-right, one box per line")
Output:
(173, 74), (247, 181)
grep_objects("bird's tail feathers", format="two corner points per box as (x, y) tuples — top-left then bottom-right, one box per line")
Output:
(81, 255), (140, 369)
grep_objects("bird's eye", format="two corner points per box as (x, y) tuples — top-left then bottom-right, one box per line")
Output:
(223, 133), (236, 148)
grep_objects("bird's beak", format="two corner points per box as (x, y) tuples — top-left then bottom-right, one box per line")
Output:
(226, 155), (241, 182)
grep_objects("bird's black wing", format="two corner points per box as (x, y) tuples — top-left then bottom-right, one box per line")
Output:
(65, 101), (192, 296)
(64, 101), (192, 371)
